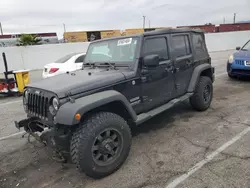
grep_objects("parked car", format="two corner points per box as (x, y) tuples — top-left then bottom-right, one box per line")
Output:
(42, 52), (86, 79)
(15, 28), (214, 179)
(227, 39), (250, 78)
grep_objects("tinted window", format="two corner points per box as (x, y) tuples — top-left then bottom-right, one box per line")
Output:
(75, 55), (85, 63)
(172, 35), (191, 58)
(193, 34), (206, 54)
(144, 37), (169, 60)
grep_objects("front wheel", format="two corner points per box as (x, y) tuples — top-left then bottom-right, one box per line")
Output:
(70, 112), (132, 179)
(190, 76), (213, 111)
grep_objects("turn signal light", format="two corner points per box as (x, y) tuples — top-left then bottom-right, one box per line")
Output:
(49, 68), (59, 74)
(75, 113), (81, 121)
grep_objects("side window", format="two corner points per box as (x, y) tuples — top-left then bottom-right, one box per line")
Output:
(192, 33), (206, 54)
(75, 55), (85, 63)
(144, 37), (169, 61)
(172, 35), (191, 58)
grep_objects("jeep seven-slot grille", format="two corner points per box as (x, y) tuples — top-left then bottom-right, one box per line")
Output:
(28, 93), (49, 118)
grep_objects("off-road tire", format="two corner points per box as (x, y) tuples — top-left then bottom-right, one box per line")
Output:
(190, 76), (213, 111)
(70, 112), (132, 179)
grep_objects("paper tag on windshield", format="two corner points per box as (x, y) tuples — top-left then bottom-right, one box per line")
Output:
(117, 38), (132, 46)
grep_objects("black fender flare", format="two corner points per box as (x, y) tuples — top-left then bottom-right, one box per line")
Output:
(55, 90), (137, 125)
(187, 63), (214, 92)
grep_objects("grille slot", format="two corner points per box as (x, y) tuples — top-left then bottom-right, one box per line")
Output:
(235, 60), (244, 65)
(27, 93), (49, 118)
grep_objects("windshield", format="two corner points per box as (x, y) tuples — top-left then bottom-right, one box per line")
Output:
(242, 40), (250, 51)
(55, 53), (78, 63)
(84, 37), (139, 65)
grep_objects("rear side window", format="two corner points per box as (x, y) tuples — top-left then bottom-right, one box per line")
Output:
(144, 37), (169, 60)
(55, 53), (76, 63)
(75, 55), (85, 63)
(172, 35), (191, 58)
(192, 33), (206, 55)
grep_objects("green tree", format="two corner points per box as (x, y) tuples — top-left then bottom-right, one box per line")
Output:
(17, 34), (42, 46)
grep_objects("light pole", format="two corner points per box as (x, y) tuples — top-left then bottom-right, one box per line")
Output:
(233, 13), (236, 24)
(143, 16), (146, 29)
(63, 23), (66, 33)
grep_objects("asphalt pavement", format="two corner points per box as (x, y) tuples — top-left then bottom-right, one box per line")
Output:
(1, 49), (250, 188)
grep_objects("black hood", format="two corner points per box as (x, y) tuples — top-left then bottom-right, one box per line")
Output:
(28, 68), (127, 98)
(233, 50), (250, 58)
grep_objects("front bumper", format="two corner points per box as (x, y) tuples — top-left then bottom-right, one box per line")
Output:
(15, 119), (26, 129)
(15, 118), (71, 162)
(227, 62), (250, 76)
(15, 118), (46, 132)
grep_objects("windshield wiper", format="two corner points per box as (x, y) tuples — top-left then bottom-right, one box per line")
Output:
(100, 62), (117, 70)
(82, 62), (96, 69)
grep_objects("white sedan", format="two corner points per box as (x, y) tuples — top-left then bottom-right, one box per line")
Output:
(42, 52), (86, 79)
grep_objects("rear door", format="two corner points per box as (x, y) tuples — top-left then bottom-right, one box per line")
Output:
(171, 34), (194, 96)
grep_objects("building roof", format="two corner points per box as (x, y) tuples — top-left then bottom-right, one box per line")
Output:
(0, 32), (57, 39)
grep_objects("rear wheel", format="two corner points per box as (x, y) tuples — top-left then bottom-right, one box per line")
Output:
(190, 76), (213, 111)
(70, 112), (132, 179)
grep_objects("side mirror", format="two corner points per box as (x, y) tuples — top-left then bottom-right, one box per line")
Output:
(236, 46), (241, 50)
(143, 54), (160, 67)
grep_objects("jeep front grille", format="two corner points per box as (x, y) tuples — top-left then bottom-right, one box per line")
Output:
(27, 93), (49, 118)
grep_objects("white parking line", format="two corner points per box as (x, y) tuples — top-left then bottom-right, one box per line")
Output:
(165, 125), (250, 188)
(0, 131), (25, 141)
(0, 100), (22, 107)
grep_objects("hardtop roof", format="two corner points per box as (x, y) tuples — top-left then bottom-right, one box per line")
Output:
(143, 27), (204, 36)
(90, 28), (204, 43)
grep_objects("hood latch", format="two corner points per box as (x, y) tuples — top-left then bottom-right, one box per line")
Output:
(66, 92), (75, 103)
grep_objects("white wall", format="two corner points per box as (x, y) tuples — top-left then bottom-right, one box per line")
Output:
(0, 30), (249, 72)
(205, 30), (250, 52)
(0, 42), (90, 72)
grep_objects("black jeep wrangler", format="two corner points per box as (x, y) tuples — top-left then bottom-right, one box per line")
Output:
(15, 28), (215, 179)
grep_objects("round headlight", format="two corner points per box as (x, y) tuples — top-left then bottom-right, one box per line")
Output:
(52, 97), (59, 111)
(228, 55), (234, 64)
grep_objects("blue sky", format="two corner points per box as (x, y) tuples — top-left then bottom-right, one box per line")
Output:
(0, 0), (249, 38)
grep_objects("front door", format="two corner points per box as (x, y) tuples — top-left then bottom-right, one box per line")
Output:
(141, 35), (175, 112)
(171, 34), (194, 96)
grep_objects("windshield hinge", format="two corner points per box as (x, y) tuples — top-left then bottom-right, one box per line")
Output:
(66, 92), (75, 103)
